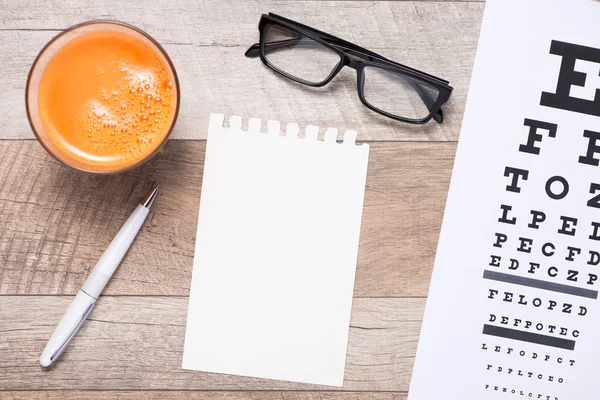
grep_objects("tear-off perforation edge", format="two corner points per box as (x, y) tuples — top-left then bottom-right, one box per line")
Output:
(208, 113), (365, 147)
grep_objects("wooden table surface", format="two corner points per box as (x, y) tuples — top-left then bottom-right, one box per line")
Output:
(0, 0), (483, 398)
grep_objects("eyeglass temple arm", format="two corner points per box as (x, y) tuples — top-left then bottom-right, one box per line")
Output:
(245, 39), (444, 123)
(245, 37), (370, 59)
(245, 38), (308, 58)
(245, 43), (261, 57)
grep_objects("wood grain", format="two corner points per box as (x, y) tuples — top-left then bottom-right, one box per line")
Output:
(0, 296), (423, 392)
(0, 0), (483, 140)
(0, 139), (455, 297)
(0, 393), (408, 400)
(0, 1), (472, 396)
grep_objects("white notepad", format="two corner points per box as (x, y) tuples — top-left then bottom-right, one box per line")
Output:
(182, 113), (369, 386)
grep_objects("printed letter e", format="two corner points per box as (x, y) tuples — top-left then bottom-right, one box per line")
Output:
(541, 40), (600, 117)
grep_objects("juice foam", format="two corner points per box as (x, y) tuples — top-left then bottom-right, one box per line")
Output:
(38, 28), (177, 170)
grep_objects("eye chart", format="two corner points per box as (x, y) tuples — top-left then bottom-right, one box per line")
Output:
(408, 1), (600, 399)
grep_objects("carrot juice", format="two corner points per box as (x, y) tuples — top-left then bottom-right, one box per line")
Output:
(32, 23), (178, 172)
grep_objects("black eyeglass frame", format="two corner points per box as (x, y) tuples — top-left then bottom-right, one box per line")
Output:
(245, 13), (453, 125)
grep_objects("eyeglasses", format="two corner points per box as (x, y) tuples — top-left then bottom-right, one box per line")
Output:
(245, 13), (453, 125)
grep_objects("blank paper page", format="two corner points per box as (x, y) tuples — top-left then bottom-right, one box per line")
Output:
(182, 113), (369, 386)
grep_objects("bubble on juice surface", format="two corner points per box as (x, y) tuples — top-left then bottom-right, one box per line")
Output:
(78, 60), (176, 161)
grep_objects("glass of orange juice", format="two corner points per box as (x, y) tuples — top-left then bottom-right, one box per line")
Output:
(26, 21), (180, 173)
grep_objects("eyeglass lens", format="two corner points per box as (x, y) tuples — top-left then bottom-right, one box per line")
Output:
(362, 66), (441, 121)
(263, 24), (341, 85)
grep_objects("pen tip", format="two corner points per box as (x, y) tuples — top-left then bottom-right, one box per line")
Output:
(142, 186), (159, 209)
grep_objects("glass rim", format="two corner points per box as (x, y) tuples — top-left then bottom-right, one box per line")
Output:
(25, 19), (181, 175)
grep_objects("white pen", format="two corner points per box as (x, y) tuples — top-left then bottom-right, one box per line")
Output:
(40, 186), (159, 367)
